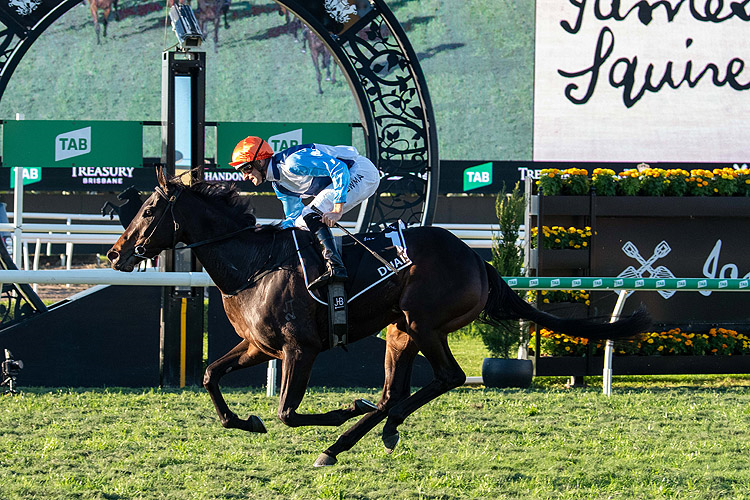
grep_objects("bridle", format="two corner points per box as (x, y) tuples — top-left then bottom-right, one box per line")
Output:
(132, 183), (259, 260)
(133, 185), (183, 259)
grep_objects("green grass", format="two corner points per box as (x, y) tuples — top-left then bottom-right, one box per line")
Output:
(2, 383), (750, 499)
(448, 331), (492, 377)
(0, 0), (534, 161)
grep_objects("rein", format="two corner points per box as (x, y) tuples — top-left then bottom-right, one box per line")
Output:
(133, 183), (303, 295)
(178, 225), (258, 250)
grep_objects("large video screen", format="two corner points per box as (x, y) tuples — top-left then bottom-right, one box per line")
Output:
(0, 1), (746, 163)
(534, 1), (750, 162)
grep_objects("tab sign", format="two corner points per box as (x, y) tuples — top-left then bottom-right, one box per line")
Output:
(56, 127), (91, 162)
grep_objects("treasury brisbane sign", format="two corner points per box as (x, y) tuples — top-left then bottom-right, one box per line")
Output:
(2, 120), (143, 169)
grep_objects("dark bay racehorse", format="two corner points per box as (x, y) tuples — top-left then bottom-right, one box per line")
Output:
(107, 171), (651, 466)
(197, 0), (231, 53)
(89, 0), (118, 45)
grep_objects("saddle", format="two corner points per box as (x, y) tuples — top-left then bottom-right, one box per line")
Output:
(292, 221), (412, 348)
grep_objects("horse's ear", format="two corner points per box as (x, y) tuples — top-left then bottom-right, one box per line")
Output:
(156, 166), (168, 190)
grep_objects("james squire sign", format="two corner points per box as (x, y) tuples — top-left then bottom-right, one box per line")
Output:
(533, 1), (750, 163)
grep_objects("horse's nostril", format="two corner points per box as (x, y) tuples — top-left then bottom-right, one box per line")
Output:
(106, 250), (119, 262)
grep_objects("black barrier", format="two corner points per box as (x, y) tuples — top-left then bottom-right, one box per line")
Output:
(530, 194), (750, 329)
(0, 286), (161, 387)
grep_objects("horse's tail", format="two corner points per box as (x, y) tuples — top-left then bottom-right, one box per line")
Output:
(481, 262), (651, 340)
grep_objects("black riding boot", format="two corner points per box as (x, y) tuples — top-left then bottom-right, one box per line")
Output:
(305, 214), (348, 291)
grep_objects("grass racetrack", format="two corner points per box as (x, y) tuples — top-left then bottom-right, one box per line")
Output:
(2, 377), (750, 499)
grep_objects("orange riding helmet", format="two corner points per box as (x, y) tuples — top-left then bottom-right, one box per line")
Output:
(229, 136), (274, 169)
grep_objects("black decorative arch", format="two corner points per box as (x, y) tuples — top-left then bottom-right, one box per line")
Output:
(0, 0), (439, 230)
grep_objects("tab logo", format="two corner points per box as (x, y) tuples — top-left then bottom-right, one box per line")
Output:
(268, 129), (303, 152)
(10, 167), (42, 188)
(463, 162), (493, 191)
(56, 127), (91, 162)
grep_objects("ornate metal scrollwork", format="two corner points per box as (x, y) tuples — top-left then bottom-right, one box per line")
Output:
(0, 0), (81, 99)
(281, 0), (439, 230)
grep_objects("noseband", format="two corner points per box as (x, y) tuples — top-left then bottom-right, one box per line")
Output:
(133, 185), (183, 259)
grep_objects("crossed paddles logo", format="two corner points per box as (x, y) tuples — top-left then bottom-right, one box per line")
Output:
(617, 241), (676, 299)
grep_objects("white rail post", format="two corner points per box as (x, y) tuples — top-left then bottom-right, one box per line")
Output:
(32, 238), (41, 293)
(12, 166), (23, 268)
(604, 290), (630, 396)
(22, 241), (29, 271)
(266, 359), (278, 397)
(65, 218), (73, 287)
(12, 113), (24, 268)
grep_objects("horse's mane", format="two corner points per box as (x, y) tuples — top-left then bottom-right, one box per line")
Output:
(168, 176), (257, 227)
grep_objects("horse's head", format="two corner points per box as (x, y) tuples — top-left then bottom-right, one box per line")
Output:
(107, 169), (183, 272)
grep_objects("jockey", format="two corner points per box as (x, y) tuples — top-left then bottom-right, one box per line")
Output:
(230, 136), (380, 290)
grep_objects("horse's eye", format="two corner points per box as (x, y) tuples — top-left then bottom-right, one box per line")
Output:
(143, 208), (153, 217)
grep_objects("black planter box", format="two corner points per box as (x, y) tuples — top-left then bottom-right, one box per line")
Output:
(529, 194), (750, 327)
(535, 355), (750, 377)
(593, 196), (750, 217)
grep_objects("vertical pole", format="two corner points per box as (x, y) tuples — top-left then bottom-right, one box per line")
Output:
(266, 359), (278, 397)
(159, 50), (206, 388)
(12, 113), (24, 269)
(32, 238), (41, 293)
(12, 166), (23, 268)
(603, 290), (630, 396)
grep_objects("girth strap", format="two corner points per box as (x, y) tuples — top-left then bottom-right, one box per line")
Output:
(327, 282), (348, 348)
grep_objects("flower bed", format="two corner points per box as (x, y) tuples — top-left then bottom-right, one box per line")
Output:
(531, 327), (750, 357)
(529, 289), (590, 306)
(537, 167), (750, 197)
(530, 225), (592, 249)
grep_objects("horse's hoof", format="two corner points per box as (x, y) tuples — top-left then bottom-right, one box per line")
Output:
(383, 431), (400, 454)
(249, 415), (267, 433)
(313, 453), (337, 467)
(354, 399), (378, 414)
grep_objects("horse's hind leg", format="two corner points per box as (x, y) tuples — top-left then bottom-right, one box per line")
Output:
(222, 3), (230, 28)
(203, 339), (272, 433)
(276, 345), (376, 429)
(314, 322), (419, 467)
(381, 317), (468, 453)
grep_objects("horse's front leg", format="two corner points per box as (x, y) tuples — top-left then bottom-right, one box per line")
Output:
(314, 322), (419, 467)
(204, 338), (272, 433)
(276, 345), (377, 429)
(91, 10), (101, 44)
(213, 20), (219, 53)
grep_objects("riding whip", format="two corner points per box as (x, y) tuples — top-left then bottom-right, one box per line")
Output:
(310, 206), (399, 275)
